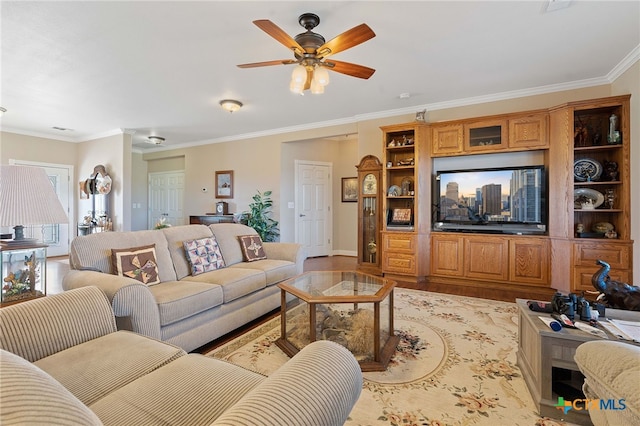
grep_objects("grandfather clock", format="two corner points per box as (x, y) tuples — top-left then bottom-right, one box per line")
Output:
(356, 155), (383, 275)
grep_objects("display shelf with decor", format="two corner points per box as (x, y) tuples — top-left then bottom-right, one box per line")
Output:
(380, 123), (430, 283)
(548, 95), (632, 293)
(356, 155), (383, 275)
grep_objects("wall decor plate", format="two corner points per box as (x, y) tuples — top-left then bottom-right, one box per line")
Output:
(574, 158), (603, 182)
(574, 188), (604, 209)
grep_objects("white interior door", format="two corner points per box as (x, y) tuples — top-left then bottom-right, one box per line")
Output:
(9, 160), (72, 257)
(295, 161), (332, 257)
(148, 171), (185, 228)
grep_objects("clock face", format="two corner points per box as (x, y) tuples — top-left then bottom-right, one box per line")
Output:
(216, 204), (223, 212)
(363, 174), (377, 194)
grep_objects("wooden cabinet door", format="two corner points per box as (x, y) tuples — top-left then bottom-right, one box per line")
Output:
(509, 238), (549, 285)
(431, 233), (464, 276)
(464, 236), (509, 281)
(463, 119), (508, 153)
(571, 241), (632, 292)
(509, 113), (549, 149)
(431, 125), (463, 156)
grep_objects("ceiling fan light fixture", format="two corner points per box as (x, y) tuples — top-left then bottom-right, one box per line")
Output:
(219, 99), (243, 113)
(310, 77), (324, 94)
(314, 66), (330, 86)
(291, 64), (307, 84)
(289, 79), (305, 95)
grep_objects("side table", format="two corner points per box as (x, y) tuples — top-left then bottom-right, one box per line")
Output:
(516, 298), (640, 425)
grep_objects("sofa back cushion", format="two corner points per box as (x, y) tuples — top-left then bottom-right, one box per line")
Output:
(209, 223), (259, 266)
(0, 349), (104, 425)
(70, 230), (177, 282)
(162, 225), (215, 280)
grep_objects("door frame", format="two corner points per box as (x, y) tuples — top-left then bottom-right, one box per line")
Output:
(8, 159), (74, 256)
(294, 160), (333, 256)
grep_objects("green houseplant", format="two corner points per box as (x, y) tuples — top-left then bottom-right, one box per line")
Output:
(240, 190), (279, 242)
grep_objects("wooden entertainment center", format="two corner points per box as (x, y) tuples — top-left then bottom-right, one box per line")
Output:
(372, 95), (632, 300)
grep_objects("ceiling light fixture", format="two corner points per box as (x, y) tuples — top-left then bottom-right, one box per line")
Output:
(0, 107), (6, 117)
(219, 99), (243, 113)
(147, 136), (165, 145)
(290, 63), (330, 95)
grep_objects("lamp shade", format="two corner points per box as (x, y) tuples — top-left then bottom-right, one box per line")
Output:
(0, 165), (68, 228)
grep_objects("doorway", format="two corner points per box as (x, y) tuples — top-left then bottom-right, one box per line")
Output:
(148, 170), (185, 228)
(294, 161), (332, 257)
(8, 160), (73, 257)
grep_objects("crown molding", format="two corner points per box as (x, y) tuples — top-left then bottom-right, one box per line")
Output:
(607, 44), (640, 82)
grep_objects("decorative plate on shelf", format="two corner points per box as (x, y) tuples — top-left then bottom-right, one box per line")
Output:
(574, 188), (604, 209)
(387, 185), (401, 197)
(574, 158), (603, 182)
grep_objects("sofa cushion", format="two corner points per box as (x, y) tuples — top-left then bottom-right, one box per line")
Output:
(209, 223), (258, 266)
(1, 349), (104, 425)
(111, 244), (161, 285)
(162, 225), (215, 280)
(148, 280), (224, 326)
(229, 260), (297, 286)
(574, 340), (640, 425)
(184, 267), (266, 303)
(69, 230), (178, 282)
(238, 234), (267, 262)
(34, 330), (185, 406)
(89, 354), (265, 425)
(183, 236), (225, 275)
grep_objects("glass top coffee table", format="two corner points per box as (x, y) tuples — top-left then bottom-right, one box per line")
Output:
(276, 270), (398, 372)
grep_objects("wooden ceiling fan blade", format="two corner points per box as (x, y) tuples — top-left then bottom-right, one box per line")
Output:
(253, 19), (305, 56)
(237, 59), (297, 68)
(325, 60), (375, 79)
(316, 24), (375, 58)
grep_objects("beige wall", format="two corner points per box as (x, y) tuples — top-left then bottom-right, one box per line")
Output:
(1, 72), (638, 277)
(611, 61), (639, 280)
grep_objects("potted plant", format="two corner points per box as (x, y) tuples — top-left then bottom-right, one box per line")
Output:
(240, 190), (279, 242)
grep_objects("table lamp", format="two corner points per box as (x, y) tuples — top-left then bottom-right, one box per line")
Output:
(0, 165), (69, 241)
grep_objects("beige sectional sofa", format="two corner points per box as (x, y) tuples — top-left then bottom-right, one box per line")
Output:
(0, 286), (363, 425)
(63, 223), (306, 352)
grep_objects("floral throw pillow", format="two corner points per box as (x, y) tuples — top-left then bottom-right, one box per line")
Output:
(183, 237), (225, 276)
(111, 244), (160, 285)
(238, 235), (267, 262)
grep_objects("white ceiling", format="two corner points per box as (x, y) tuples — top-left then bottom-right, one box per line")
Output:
(1, 1), (639, 151)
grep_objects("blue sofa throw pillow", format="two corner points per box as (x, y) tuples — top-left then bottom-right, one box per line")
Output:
(183, 236), (225, 276)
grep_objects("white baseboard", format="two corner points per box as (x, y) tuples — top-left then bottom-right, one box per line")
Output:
(331, 250), (357, 257)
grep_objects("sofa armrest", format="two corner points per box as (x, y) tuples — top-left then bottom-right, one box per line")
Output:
(63, 270), (161, 340)
(574, 340), (640, 425)
(263, 242), (307, 274)
(0, 287), (116, 362)
(211, 340), (362, 426)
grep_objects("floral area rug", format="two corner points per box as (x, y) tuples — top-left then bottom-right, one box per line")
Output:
(208, 289), (577, 426)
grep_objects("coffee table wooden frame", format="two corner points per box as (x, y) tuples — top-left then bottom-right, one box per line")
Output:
(276, 271), (399, 372)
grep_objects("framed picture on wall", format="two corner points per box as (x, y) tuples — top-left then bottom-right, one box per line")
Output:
(341, 177), (358, 202)
(215, 170), (234, 199)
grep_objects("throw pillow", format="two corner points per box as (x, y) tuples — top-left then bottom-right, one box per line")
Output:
(238, 234), (267, 262)
(111, 244), (160, 285)
(183, 236), (225, 276)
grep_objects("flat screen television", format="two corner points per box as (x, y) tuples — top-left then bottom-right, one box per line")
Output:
(433, 165), (547, 235)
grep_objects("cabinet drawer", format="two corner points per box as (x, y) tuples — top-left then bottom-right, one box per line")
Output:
(382, 233), (416, 253)
(382, 252), (417, 274)
(572, 242), (630, 268)
(572, 267), (630, 293)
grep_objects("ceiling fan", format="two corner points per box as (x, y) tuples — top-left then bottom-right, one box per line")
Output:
(237, 13), (376, 94)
